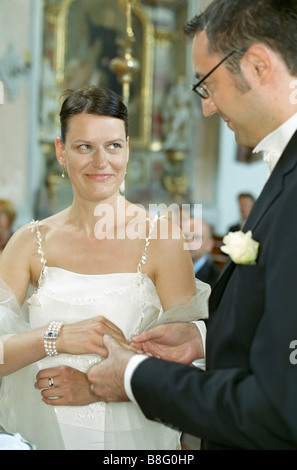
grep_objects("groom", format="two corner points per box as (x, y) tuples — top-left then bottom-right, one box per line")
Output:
(88, 0), (297, 449)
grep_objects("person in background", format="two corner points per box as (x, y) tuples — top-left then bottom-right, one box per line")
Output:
(228, 192), (255, 232)
(0, 200), (16, 254)
(184, 217), (221, 288)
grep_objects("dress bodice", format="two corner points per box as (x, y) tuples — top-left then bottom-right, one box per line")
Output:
(27, 218), (163, 372)
(24, 219), (183, 449)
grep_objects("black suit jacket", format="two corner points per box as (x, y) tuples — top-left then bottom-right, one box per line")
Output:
(131, 130), (297, 449)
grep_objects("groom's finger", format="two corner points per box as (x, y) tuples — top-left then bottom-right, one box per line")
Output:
(103, 334), (137, 355)
(102, 334), (125, 355)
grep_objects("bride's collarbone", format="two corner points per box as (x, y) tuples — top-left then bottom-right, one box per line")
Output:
(40, 238), (147, 273)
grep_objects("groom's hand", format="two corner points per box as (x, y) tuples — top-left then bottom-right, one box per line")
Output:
(87, 335), (135, 402)
(131, 322), (204, 365)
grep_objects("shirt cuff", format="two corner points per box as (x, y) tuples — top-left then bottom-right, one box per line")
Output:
(124, 354), (149, 403)
(124, 322), (207, 401)
(191, 320), (207, 370)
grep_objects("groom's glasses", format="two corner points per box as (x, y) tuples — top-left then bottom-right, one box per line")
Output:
(192, 47), (248, 99)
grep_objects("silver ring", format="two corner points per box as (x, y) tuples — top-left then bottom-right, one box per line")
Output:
(90, 383), (95, 393)
(48, 377), (55, 388)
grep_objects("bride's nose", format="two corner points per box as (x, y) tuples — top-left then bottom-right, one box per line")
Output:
(92, 148), (108, 169)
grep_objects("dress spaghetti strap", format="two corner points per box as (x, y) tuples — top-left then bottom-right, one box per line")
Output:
(137, 214), (161, 273)
(28, 220), (47, 286)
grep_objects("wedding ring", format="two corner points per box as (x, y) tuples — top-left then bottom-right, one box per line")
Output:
(48, 377), (55, 388)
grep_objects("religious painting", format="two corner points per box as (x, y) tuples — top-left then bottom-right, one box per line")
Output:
(41, 0), (154, 148)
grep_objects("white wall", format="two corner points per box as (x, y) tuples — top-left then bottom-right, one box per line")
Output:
(0, 0), (43, 229)
(214, 121), (268, 235)
(0, 0), (43, 228)
(0, 0), (30, 226)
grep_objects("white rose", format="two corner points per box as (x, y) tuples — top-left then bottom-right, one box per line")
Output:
(221, 230), (259, 265)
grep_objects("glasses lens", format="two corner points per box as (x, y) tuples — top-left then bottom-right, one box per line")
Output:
(193, 84), (209, 99)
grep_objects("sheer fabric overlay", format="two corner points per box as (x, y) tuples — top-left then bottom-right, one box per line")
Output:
(0, 279), (64, 449)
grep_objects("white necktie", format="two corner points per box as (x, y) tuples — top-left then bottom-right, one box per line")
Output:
(263, 150), (281, 175)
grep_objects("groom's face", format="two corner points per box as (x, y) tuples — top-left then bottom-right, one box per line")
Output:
(191, 30), (268, 148)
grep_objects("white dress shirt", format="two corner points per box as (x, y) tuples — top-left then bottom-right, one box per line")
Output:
(253, 112), (297, 175)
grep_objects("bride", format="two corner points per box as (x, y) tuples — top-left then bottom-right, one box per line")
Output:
(0, 86), (209, 450)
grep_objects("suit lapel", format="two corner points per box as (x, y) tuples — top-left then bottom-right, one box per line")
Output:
(209, 130), (297, 314)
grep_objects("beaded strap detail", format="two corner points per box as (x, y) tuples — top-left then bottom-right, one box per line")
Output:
(137, 215), (160, 273)
(29, 220), (47, 285)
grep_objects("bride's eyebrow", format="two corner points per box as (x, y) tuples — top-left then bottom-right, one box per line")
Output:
(72, 139), (92, 145)
(106, 138), (126, 144)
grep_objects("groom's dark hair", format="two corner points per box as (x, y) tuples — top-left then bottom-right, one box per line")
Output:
(184, 0), (297, 76)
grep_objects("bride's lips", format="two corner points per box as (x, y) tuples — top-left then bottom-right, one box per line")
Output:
(86, 173), (113, 181)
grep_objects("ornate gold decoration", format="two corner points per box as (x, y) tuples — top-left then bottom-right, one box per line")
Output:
(163, 150), (188, 201)
(110, 0), (139, 104)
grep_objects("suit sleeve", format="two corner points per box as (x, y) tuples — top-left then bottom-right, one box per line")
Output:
(131, 357), (293, 449)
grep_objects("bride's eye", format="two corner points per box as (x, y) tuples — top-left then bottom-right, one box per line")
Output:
(107, 142), (122, 152)
(78, 144), (92, 152)
(108, 143), (121, 151)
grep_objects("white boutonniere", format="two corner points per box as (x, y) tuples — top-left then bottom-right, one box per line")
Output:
(221, 230), (259, 265)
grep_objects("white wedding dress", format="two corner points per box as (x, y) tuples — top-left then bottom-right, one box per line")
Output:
(0, 219), (210, 450)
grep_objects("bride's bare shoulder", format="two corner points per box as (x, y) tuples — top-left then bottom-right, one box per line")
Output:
(5, 210), (69, 248)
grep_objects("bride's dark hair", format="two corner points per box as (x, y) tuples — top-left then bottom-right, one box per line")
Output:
(59, 86), (128, 143)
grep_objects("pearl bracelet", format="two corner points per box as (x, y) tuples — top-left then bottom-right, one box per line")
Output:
(43, 321), (63, 357)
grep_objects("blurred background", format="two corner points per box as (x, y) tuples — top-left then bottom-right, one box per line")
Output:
(0, 0), (267, 240)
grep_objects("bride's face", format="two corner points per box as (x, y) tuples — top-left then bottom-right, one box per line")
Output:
(56, 112), (129, 203)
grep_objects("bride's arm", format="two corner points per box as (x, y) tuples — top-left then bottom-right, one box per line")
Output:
(1, 315), (132, 377)
(0, 228), (131, 377)
(0, 226), (47, 376)
(147, 217), (196, 311)
(132, 218), (206, 364)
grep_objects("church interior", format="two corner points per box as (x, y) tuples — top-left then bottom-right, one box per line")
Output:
(0, 0), (267, 241)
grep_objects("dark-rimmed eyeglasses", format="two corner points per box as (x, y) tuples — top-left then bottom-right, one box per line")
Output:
(192, 48), (248, 99)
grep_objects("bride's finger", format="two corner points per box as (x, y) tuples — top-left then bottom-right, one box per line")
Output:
(35, 375), (59, 390)
(36, 367), (61, 381)
(96, 317), (126, 337)
(42, 395), (63, 406)
(41, 385), (62, 399)
(117, 340), (138, 353)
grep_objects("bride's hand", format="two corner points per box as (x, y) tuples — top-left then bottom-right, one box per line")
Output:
(56, 316), (131, 357)
(35, 366), (98, 406)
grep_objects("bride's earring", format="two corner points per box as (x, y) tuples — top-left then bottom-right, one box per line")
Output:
(61, 166), (66, 178)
